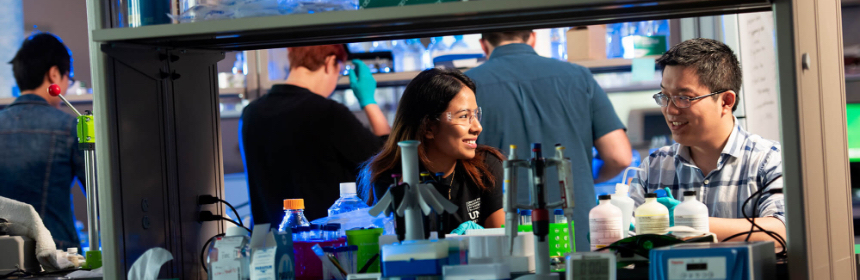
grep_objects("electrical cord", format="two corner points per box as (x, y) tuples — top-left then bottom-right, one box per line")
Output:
(200, 233), (226, 273)
(198, 195), (244, 227)
(199, 211), (252, 233)
(720, 176), (786, 258)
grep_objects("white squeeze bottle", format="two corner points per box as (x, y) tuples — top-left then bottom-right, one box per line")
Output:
(673, 190), (710, 236)
(589, 195), (624, 251)
(611, 167), (640, 238)
(635, 193), (670, 235)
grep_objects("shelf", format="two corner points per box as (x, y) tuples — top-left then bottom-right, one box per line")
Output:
(91, 0), (769, 51)
(333, 57), (662, 90)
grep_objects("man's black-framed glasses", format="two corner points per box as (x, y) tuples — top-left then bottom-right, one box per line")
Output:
(652, 90), (729, 109)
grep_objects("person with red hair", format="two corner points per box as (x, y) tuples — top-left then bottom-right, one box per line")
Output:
(241, 44), (390, 223)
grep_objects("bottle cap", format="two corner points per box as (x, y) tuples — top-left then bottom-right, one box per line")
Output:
(598, 194), (612, 200)
(615, 183), (629, 195)
(683, 191), (697, 196)
(226, 226), (250, 237)
(420, 172), (431, 177)
(340, 182), (357, 196)
(296, 226), (310, 232)
(310, 224), (320, 230)
(554, 209), (564, 215)
(645, 193), (658, 198)
(519, 209), (532, 215)
(283, 199), (305, 210)
(347, 245), (358, 251)
(654, 189), (668, 198)
(325, 223), (342, 231)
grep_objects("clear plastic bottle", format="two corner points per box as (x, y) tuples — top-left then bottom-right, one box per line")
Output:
(207, 227), (251, 280)
(611, 181), (636, 238)
(519, 209), (532, 225)
(328, 182), (370, 217)
(309, 223), (322, 240)
(449, 35), (470, 52)
(589, 195), (623, 251)
(634, 193), (670, 235)
(426, 37), (449, 69)
(279, 199), (310, 232)
(392, 40), (409, 73)
(550, 28), (569, 61)
(673, 191), (710, 235)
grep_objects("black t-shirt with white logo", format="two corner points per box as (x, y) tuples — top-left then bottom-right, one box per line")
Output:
(369, 150), (504, 230)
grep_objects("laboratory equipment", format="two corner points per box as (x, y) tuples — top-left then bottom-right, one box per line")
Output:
(465, 228), (535, 273)
(0, 235), (38, 274)
(345, 228), (384, 273)
(566, 252), (616, 280)
(48, 84), (101, 269)
(381, 241), (449, 277)
(427, 37), (450, 66)
(554, 209), (567, 223)
(502, 143), (576, 280)
(635, 193), (669, 235)
(207, 227), (251, 280)
(519, 209), (533, 225)
(329, 182), (369, 216)
(449, 35), (470, 52)
(444, 263), (511, 280)
(279, 199), (310, 232)
(673, 191), (709, 236)
(650, 242), (776, 280)
(310, 224), (321, 240)
(368, 140), (458, 241)
(612, 167), (640, 238)
(589, 195), (623, 252)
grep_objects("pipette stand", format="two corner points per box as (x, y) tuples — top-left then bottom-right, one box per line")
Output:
(503, 143), (575, 280)
(369, 140), (458, 241)
(48, 84), (102, 269)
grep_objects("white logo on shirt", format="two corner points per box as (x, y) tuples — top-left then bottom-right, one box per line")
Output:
(467, 198), (481, 221)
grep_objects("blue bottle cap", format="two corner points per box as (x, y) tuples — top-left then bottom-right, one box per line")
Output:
(519, 209), (532, 215)
(326, 223), (341, 230)
(554, 209), (564, 215)
(296, 226), (310, 232)
(310, 224), (320, 230)
(334, 246), (348, 253)
(347, 245), (358, 251)
(654, 189), (668, 198)
(323, 247), (335, 253)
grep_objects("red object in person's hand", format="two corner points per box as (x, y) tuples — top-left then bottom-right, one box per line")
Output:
(47, 84), (61, 96)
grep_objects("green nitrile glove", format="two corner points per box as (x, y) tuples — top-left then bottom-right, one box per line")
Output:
(348, 59), (377, 108)
(656, 187), (681, 226)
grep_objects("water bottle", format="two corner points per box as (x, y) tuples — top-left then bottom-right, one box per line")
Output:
(426, 37), (449, 69)
(449, 35), (470, 52)
(606, 23), (624, 59)
(550, 28), (569, 61)
(207, 227), (251, 280)
(328, 182), (369, 216)
(279, 199), (310, 232)
(405, 39), (426, 71)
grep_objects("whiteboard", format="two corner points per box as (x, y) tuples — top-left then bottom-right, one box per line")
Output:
(737, 11), (782, 142)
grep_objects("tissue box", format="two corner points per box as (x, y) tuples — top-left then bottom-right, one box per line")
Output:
(567, 25), (608, 61)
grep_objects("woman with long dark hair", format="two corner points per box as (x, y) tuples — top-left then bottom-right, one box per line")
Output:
(358, 68), (505, 228)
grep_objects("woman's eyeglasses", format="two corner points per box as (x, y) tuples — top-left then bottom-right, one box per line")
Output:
(439, 107), (482, 125)
(652, 90), (728, 109)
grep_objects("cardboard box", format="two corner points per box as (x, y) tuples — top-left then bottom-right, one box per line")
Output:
(566, 25), (607, 62)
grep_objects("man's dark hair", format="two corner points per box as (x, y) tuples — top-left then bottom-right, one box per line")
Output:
(481, 30), (533, 47)
(656, 38), (742, 112)
(9, 33), (72, 91)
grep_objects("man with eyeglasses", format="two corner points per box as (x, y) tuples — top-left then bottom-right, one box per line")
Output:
(0, 33), (86, 250)
(629, 38), (785, 244)
(465, 30), (631, 252)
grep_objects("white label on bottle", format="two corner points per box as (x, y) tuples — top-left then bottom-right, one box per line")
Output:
(675, 215), (709, 232)
(589, 217), (623, 251)
(215, 236), (244, 261)
(251, 247), (276, 280)
(212, 259), (242, 280)
(569, 256), (612, 280)
(636, 215), (669, 234)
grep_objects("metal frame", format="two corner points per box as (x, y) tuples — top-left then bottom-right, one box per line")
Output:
(85, 0), (852, 279)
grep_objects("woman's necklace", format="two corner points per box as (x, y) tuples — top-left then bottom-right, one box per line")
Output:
(433, 168), (455, 199)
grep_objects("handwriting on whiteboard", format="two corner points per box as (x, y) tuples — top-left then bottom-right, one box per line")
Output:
(739, 11), (781, 142)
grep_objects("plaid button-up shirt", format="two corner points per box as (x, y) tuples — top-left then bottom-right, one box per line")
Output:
(630, 121), (785, 224)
